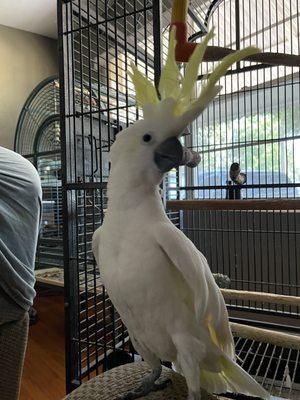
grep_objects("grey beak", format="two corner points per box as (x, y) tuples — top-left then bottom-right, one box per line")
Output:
(154, 137), (183, 173)
(154, 137), (201, 173)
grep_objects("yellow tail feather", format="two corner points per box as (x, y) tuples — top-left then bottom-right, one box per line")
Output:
(200, 357), (270, 399)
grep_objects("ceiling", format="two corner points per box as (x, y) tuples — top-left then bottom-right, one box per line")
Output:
(0, 0), (57, 39)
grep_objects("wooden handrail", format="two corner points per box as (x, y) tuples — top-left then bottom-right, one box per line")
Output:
(166, 199), (300, 211)
(230, 323), (300, 350)
(221, 289), (300, 307)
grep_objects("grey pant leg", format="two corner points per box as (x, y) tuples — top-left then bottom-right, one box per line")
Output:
(0, 292), (29, 400)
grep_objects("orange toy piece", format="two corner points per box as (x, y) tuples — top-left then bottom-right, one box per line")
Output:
(170, 0), (197, 62)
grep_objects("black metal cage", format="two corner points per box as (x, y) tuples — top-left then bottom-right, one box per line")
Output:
(169, 0), (300, 314)
(58, 0), (163, 391)
(58, 0), (300, 397)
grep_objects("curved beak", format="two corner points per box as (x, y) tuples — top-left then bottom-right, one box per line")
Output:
(154, 137), (183, 173)
(154, 137), (201, 173)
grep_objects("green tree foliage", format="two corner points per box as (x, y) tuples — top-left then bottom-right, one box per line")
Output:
(197, 104), (300, 182)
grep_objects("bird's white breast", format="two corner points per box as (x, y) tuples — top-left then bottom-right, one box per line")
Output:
(94, 217), (196, 360)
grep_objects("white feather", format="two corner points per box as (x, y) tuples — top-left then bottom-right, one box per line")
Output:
(92, 101), (269, 400)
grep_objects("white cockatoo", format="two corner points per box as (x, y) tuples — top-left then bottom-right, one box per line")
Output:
(92, 28), (270, 400)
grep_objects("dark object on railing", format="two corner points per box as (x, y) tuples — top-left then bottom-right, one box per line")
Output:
(213, 273), (231, 289)
(230, 163), (247, 186)
(226, 163), (247, 199)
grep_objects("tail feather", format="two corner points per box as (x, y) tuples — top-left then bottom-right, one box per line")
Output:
(200, 356), (270, 399)
(200, 369), (228, 394)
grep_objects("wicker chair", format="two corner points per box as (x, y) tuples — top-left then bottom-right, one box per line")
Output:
(63, 362), (225, 400)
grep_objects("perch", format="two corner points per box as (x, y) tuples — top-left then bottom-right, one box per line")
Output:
(221, 289), (300, 308)
(230, 323), (300, 351)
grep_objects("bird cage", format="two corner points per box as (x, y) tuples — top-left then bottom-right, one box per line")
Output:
(58, 0), (300, 398)
(15, 76), (63, 269)
(166, 1), (300, 398)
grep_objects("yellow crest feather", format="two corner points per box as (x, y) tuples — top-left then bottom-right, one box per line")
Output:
(127, 62), (159, 109)
(128, 27), (260, 118)
(158, 27), (182, 101)
(176, 28), (215, 115)
(196, 45), (260, 109)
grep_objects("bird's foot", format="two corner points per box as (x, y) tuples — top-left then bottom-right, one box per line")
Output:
(117, 376), (172, 400)
(152, 377), (172, 392)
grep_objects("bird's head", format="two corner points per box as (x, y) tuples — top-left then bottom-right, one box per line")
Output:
(109, 28), (259, 188)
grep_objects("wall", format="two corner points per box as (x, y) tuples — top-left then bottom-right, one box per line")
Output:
(0, 24), (58, 150)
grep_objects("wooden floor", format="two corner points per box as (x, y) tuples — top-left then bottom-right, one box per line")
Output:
(20, 289), (66, 400)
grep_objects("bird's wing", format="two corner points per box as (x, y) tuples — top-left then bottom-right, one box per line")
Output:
(153, 222), (235, 359)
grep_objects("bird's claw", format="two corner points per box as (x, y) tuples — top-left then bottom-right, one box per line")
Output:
(152, 377), (172, 391)
(117, 377), (172, 400)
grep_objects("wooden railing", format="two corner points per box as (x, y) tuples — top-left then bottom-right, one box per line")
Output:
(167, 199), (300, 211)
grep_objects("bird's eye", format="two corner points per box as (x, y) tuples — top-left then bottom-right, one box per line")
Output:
(143, 133), (152, 143)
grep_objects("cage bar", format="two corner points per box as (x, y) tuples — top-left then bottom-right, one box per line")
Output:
(58, 0), (300, 397)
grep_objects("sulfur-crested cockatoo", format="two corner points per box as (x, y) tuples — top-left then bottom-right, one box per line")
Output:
(92, 28), (270, 400)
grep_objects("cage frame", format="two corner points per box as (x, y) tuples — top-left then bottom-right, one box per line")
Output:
(58, 0), (300, 397)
